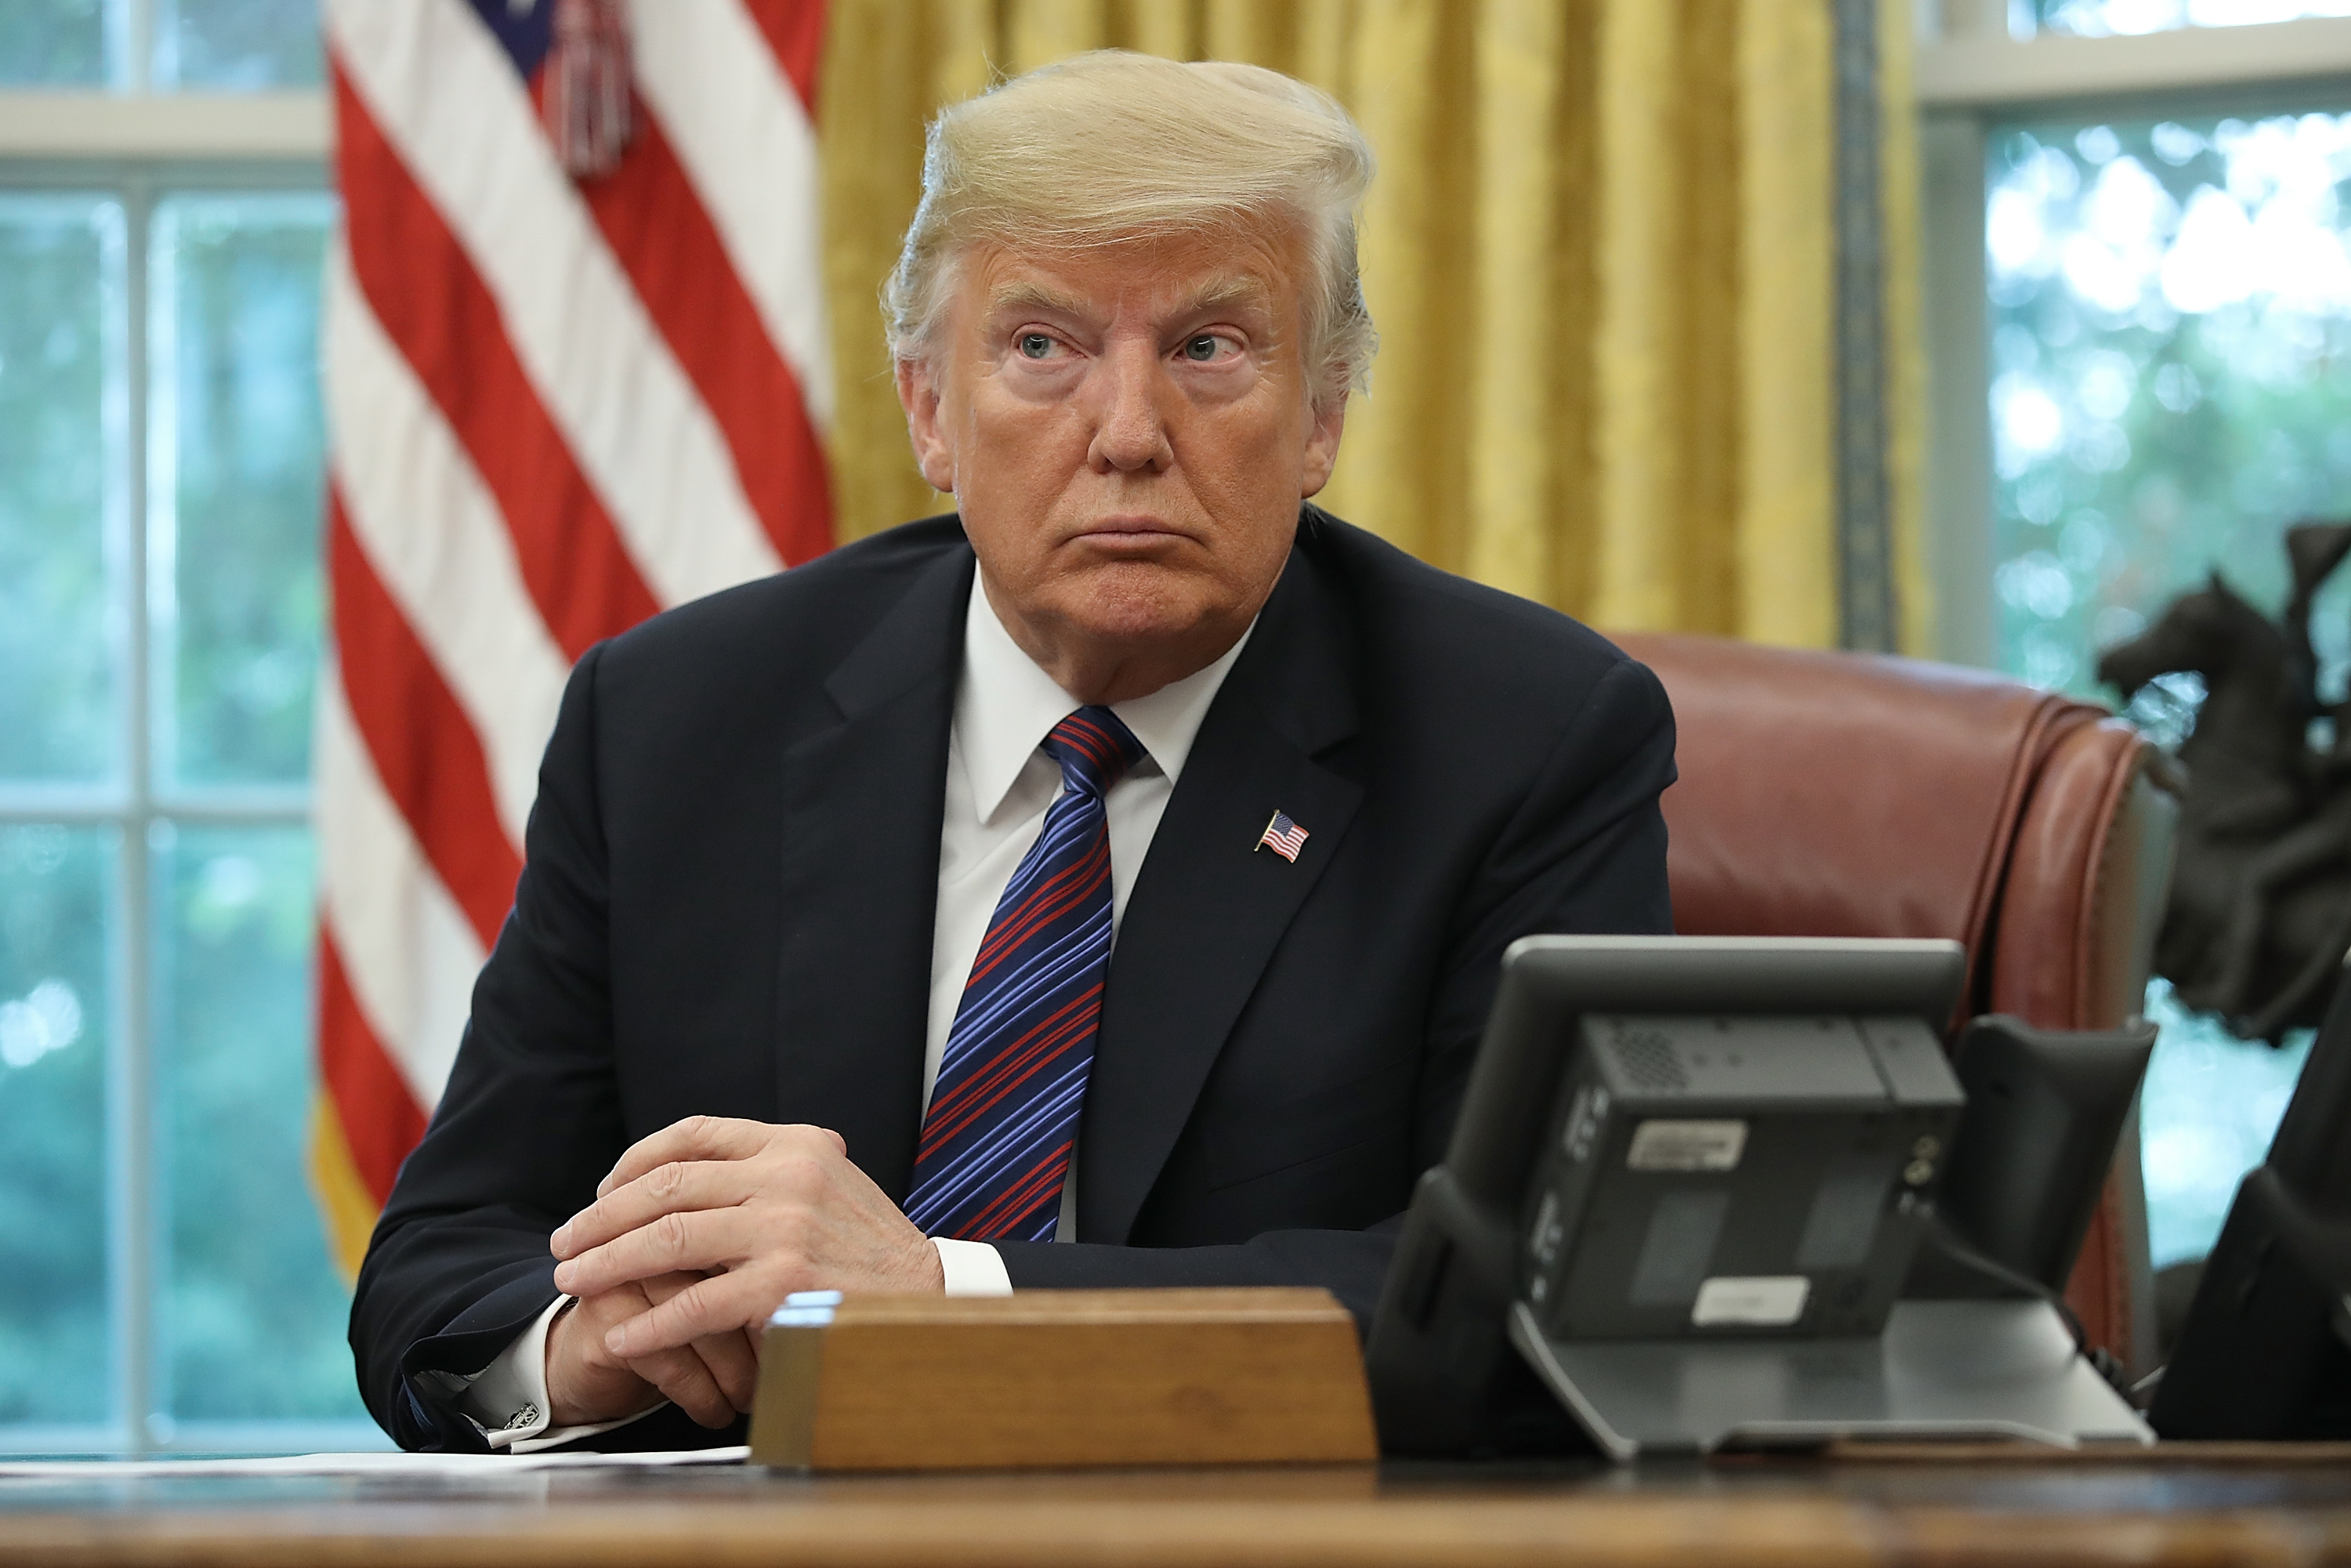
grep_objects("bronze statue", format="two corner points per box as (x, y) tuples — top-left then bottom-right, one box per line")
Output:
(2098, 523), (2351, 1043)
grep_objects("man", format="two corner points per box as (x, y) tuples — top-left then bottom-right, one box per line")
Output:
(353, 49), (1675, 1453)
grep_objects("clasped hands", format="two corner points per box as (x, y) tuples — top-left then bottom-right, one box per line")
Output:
(542, 1117), (945, 1429)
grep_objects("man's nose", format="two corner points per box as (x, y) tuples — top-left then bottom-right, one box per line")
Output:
(1085, 341), (1173, 473)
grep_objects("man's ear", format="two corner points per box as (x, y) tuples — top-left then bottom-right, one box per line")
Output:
(895, 355), (957, 495)
(1299, 389), (1347, 500)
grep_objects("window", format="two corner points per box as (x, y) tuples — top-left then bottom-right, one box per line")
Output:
(1981, 105), (2351, 1265)
(3, 0), (322, 92)
(2033, 0), (2351, 38)
(1923, 5), (2351, 1272)
(0, 2), (361, 1453)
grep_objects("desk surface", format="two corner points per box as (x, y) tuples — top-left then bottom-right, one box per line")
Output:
(6, 1445), (2351, 1567)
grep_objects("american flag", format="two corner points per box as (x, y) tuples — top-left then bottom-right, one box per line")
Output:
(308, 0), (833, 1275)
(1257, 810), (1310, 863)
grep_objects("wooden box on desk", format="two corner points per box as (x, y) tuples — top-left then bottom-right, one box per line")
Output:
(747, 1287), (1378, 1472)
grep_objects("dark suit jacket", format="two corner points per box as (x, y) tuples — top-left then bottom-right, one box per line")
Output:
(351, 508), (1675, 1451)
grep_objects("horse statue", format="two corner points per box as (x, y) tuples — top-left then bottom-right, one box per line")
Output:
(2097, 522), (2351, 1043)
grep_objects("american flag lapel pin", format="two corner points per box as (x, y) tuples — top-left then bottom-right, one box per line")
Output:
(1255, 809), (1310, 863)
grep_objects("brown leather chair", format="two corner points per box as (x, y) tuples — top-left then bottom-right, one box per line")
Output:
(1614, 632), (2179, 1372)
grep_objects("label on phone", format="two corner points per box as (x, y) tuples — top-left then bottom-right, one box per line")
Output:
(1627, 1118), (1748, 1171)
(1691, 1275), (1809, 1327)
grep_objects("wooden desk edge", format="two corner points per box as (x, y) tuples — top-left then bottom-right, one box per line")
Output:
(5, 1489), (2350, 1568)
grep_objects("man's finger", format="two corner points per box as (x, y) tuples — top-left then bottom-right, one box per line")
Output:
(690, 1327), (763, 1414)
(627, 1342), (736, 1429)
(636, 1271), (762, 1414)
(596, 1115), (774, 1200)
(635, 1269), (712, 1309)
(552, 1209), (748, 1299)
(605, 1271), (777, 1362)
(552, 1159), (751, 1261)
(552, 1207), (752, 1299)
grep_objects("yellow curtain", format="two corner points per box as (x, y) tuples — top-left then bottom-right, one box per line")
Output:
(817, 0), (1928, 653)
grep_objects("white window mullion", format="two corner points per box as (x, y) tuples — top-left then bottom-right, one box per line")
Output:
(125, 170), (160, 1458)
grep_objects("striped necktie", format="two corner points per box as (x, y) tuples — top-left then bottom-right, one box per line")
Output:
(904, 706), (1147, 1241)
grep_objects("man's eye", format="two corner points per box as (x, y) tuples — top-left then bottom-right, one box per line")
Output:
(1183, 335), (1222, 362)
(1018, 333), (1056, 359)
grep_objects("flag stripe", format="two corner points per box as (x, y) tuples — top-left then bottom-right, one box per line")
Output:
(324, 241), (572, 845)
(334, 63), (661, 659)
(315, 665), (487, 1106)
(326, 0), (787, 607)
(580, 101), (834, 564)
(740, 0), (824, 112)
(328, 489), (523, 950)
(629, 0), (833, 428)
(310, 1089), (386, 1280)
(317, 929), (429, 1205)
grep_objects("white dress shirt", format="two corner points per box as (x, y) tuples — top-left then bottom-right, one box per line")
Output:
(456, 574), (1252, 1450)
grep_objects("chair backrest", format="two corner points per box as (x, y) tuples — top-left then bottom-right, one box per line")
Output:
(1614, 631), (2176, 1368)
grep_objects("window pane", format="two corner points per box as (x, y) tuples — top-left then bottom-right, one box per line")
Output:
(0, 197), (123, 786)
(153, 0), (321, 90)
(1988, 112), (2351, 695)
(151, 194), (329, 792)
(2140, 980), (2313, 1266)
(0, 0), (108, 87)
(1986, 109), (2351, 1261)
(0, 824), (115, 1426)
(2036, 0), (2351, 34)
(155, 822), (358, 1422)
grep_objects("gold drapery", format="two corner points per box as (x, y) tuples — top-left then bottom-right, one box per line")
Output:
(817, 0), (1927, 652)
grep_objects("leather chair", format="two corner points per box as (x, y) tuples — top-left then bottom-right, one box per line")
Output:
(1614, 632), (2179, 1373)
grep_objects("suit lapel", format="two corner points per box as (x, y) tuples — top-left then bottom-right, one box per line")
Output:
(774, 544), (973, 1201)
(1079, 533), (1363, 1243)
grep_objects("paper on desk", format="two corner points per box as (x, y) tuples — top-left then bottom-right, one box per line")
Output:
(0, 1445), (748, 1479)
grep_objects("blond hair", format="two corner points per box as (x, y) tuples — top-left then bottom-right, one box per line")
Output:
(884, 50), (1377, 405)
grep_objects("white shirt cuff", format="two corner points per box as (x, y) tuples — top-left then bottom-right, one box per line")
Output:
(934, 1237), (1013, 1295)
(455, 1296), (664, 1452)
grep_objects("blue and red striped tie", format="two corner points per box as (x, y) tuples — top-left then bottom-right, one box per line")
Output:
(904, 706), (1146, 1241)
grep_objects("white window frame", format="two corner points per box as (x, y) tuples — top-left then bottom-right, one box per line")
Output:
(1914, 0), (2351, 665)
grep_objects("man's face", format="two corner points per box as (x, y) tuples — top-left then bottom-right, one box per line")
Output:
(897, 224), (1346, 697)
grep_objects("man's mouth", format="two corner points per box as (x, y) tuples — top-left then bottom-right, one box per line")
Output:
(1074, 517), (1190, 550)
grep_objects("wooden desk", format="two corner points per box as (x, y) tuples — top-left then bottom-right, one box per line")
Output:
(5, 1446), (2351, 1567)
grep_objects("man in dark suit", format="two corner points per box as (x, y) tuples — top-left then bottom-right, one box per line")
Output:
(352, 50), (1673, 1453)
